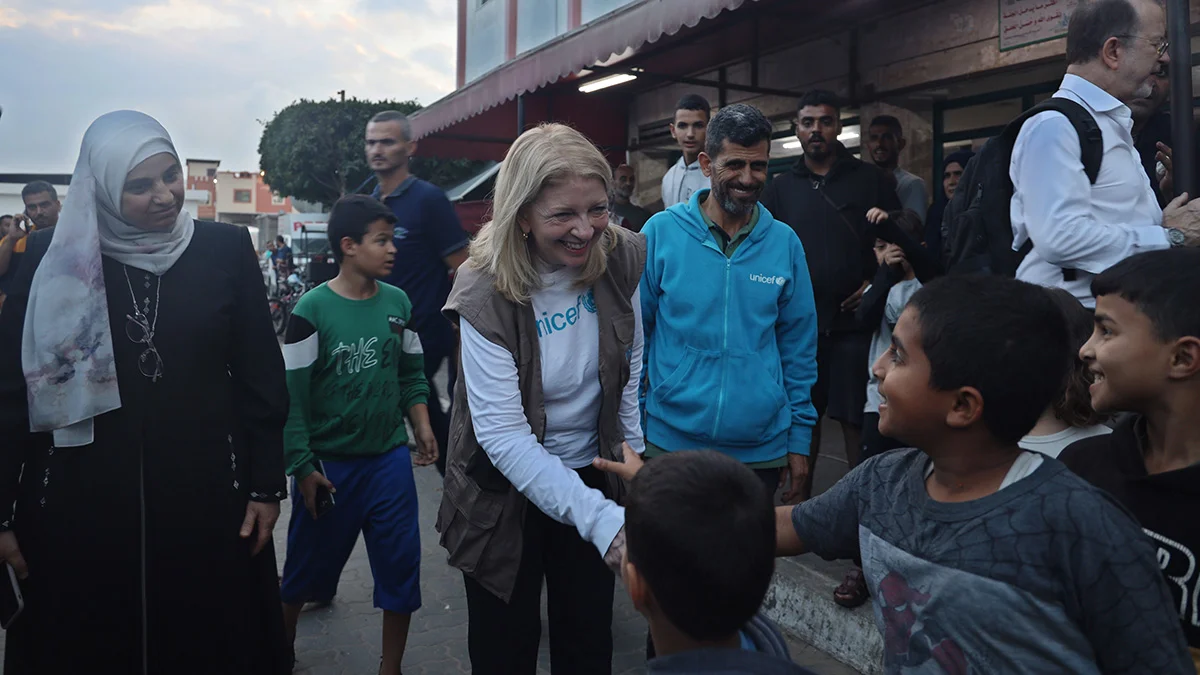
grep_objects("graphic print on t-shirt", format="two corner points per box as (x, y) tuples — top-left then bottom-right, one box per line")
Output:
(1146, 528), (1199, 630)
(536, 288), (597, 339)
(332, 337), (378, 375)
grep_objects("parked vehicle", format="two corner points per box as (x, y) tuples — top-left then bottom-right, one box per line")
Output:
(268, 274), (311, 337)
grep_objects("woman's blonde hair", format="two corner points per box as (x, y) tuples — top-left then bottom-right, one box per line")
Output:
(468, 123), (620, 304)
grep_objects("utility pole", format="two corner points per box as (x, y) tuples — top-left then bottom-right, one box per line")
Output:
(1167, 0), (1194, 197)
(338, 90), (346, 103)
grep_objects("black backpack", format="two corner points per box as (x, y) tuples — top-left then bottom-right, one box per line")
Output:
(943, 98), (1103, 277)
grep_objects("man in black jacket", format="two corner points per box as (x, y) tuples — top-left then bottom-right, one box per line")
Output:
(762, 90), (902, 500)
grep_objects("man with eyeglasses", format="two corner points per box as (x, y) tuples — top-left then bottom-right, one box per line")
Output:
(1010, 0), (1200, 307)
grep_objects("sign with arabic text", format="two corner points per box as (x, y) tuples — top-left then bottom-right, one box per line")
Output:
(999, 0), (1077, 51)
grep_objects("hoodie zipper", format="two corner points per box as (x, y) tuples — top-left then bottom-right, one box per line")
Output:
(711, 256), (732, 440)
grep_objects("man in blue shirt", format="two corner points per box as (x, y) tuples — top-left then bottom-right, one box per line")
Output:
(367, 110), (470, 476)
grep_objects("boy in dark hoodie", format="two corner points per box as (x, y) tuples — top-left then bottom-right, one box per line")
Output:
(1060, 248), (1200, 670)
(622, 450), (816, 675)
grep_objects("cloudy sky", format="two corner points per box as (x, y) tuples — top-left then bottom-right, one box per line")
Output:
(0, 0), (457, 173)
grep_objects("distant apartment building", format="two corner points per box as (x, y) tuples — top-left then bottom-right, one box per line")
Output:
(186, 159), (294, 226)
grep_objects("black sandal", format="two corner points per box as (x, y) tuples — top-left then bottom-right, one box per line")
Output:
(833, 567), (870, 608)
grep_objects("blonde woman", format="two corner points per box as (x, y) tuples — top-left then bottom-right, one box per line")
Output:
(437, 124), (645, 674)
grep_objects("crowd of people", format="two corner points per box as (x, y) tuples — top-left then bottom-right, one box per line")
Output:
(1, 0), (1199, 673)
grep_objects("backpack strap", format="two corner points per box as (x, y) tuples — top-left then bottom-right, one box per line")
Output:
(1003, 97), (1104, 282)
(1003, 97), (1104, 184)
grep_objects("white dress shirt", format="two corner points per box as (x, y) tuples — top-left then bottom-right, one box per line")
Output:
(661, 156), (709, 208)
(459, 269), (644, 556)
(1010, 74), (1168, 307)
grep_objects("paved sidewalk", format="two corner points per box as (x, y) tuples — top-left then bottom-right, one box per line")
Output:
(0, 412), (861, 674)
(284, 460), (861, 675)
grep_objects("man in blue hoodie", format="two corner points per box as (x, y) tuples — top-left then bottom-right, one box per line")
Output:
(641, 103), (820, 503)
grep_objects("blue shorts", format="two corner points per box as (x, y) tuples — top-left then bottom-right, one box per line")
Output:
(280, 446), (421, 614)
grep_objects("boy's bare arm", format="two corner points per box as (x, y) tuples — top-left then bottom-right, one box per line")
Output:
(775, 505), (807, 557)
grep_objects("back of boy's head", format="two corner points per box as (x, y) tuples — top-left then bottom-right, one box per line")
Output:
(1092, 248), (1200, 342)
(908, 276), (1071, 445)
(624, 451), (775, 642)
(1043, 287), (1108, 427)
(327, 195), (397, 264)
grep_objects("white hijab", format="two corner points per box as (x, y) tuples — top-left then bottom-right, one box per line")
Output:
(21, 110), (195, 447)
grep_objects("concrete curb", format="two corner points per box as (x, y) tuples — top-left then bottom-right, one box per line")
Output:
(762, 558), (883, 675)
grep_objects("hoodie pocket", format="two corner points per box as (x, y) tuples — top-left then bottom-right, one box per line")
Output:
(650, 348), (788, 445)
(649, 346), (718, 435)
(714, 351), (789, 445)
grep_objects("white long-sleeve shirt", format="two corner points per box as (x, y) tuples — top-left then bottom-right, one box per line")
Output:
(459, 268), (643, 555)
(661, 156), (709, 208)
(1010, 74), (1168, 307)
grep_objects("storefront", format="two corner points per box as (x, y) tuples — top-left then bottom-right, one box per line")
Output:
(413, 0), (1200, 219)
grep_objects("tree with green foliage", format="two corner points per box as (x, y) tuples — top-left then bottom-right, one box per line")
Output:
(258, 98), (490, 208)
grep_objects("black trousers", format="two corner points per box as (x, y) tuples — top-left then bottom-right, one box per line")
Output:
(463, 466), (615, 675)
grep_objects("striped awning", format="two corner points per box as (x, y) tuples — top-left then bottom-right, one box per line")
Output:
(409, 0), (756, 139)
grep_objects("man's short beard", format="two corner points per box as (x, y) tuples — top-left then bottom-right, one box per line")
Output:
(713, 182), (759, 218)
(804, 145), (830, 162)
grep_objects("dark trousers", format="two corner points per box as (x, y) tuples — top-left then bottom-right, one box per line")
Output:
(418, 323), (456, 477)
(463, 466), (615, 675)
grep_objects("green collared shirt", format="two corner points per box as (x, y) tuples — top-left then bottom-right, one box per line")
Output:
(643, 193), (785, 469)
(698, 192), (759, 258)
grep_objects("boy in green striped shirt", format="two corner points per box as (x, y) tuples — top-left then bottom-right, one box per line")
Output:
(279, 195), (436, 674)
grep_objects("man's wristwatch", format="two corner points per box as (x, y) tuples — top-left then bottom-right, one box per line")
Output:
(1166, 227), (1187, 248)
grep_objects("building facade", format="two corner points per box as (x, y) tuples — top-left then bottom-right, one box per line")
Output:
(186, 159), (295, 227)
(420, 0), (1200, 215)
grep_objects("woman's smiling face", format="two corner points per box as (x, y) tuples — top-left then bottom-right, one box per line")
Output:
(521, 175), (609, 269)
(121, 152), (184, 231)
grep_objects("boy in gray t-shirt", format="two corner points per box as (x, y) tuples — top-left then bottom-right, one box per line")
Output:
(776, 276), (1193, 674)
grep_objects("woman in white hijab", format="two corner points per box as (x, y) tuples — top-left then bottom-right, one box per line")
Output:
(0, 111), (290, 674)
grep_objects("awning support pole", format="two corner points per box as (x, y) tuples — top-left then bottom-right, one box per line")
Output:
(1168, 0), (1194, 197)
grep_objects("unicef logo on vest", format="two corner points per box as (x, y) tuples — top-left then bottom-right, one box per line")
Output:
(581, 289), (597, 313)
(749, 273), (787, 286)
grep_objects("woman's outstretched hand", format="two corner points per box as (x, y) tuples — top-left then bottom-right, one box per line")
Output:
(592, 442), (645, 482)
(603, 526), (626, 574)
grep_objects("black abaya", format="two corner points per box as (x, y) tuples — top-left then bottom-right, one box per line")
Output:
(0, 222), (291, 675)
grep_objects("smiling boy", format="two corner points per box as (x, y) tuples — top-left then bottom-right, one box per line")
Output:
(776, 275), (1193, 673)
(1060, 248), (1200, 670)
